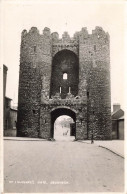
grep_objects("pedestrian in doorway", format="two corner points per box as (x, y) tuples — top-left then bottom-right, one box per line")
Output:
(91, 133), (94, 144)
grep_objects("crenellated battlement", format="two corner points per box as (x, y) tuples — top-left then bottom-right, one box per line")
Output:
(21, 26), (109, 43)
(21, 26), (109, 59)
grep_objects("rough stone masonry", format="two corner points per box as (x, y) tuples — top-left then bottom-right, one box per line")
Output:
(17, 26), (112, 140)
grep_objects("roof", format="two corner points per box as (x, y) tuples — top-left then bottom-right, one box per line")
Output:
(5, 96), (12, 100)
(119, 115), (124, 120)
(112, 109), (124, 120)
(10, 108), (18, 112)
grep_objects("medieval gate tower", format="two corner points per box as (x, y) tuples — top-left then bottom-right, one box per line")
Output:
(17, 26), (111, 140)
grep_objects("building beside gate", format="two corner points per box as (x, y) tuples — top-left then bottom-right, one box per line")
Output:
(4, 96), (17, 137)
(3, 65), (17, 136)
(3, 65), (18, 137)
(112, 104), (124, 140)
(17, 26), (111, 140)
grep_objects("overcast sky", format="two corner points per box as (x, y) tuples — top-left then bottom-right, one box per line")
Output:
(1, 0), (125, 110)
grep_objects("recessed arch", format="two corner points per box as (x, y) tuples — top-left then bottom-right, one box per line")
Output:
(51, 107), (76, 139)
(52, 47), (78, 57)
(50, 49), (79, 99)
(53, 49), (78, 60)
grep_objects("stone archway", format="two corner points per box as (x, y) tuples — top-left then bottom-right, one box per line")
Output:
(51, 107), (76, 139)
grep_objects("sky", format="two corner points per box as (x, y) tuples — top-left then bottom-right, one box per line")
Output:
(1, 0), (125, 110)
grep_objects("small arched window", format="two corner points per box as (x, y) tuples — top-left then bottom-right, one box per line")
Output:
(63, 73), (67, 80)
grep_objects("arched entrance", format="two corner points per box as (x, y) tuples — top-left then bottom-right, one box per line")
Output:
(51, 108), (76, 140)
(54, 115), (75, 141)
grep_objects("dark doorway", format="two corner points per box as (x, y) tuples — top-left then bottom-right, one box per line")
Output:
(51, 108), (76, 140)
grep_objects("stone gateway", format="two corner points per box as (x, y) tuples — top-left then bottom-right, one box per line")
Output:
(17, 26), (111, 140)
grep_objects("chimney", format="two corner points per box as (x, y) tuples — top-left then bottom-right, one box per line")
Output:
(113, 103), (120, 112)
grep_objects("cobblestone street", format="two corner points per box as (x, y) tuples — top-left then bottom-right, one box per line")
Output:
(4, 139), (124, 193)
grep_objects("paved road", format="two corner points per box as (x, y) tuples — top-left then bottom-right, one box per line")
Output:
(4, 139), (124, 193)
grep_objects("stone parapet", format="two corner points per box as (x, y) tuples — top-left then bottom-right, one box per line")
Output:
(41, 97), (87, 105)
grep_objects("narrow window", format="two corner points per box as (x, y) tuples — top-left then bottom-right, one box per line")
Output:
(87, 91), (89, 99)
(60, 87), (61, 93)
(94, 45), (96, 51)
(34, 46), (36, 52)
(63, 73), (67, 80)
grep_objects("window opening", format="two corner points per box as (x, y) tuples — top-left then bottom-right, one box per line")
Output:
(87, 91), (89, 99)
(33, 110), (35, 114)
(34, 46), (36, 52)
(63, 73), (67, 80)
